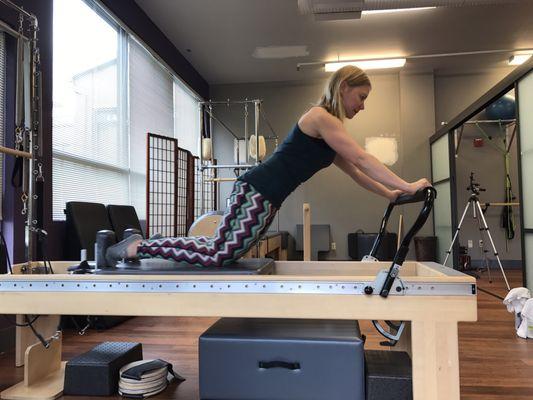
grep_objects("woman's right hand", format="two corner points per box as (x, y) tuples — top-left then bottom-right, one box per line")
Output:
(407, 178), (432, 195)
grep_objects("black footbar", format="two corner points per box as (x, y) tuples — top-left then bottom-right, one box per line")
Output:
(364, 187), (436, 347)
(366, 187), (437, 297)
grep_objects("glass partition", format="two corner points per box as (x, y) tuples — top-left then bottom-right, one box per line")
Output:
(431, 134), (454, 265)
(431, 134), (451, 183)
(518, 70), (533, 290)
(433, 181), (452, 264)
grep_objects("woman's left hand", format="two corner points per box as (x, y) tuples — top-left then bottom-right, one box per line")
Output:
(387, 189), (404, 202)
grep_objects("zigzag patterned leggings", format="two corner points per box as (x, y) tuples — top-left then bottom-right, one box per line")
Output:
(137, 181), (277, 267)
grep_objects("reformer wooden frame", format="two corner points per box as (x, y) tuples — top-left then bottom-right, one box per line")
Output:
(0, 260), (477, 400)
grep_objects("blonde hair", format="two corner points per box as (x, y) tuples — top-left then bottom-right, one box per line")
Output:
(317, 65), (371, 120)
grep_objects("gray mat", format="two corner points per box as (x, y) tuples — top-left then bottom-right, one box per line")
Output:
(95, 258), (274, 275)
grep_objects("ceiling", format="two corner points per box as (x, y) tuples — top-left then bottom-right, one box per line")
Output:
(134, 0), (533, 85)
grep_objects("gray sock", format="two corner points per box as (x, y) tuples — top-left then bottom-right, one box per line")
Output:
(105, 234), (143, 267)
(149, 233), (163, 240)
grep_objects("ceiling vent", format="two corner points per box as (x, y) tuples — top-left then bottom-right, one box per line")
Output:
(298, 0), (522, 21)
(298, 0), (364, 20)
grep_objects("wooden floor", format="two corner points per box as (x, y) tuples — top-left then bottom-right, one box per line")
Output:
(0, 269), (531, 399)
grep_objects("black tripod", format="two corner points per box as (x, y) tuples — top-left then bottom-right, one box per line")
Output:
(443, 172), (510, 291)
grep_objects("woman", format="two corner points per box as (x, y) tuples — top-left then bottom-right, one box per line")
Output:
(106, 65), (431, 267)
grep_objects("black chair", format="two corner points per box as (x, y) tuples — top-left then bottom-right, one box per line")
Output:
(107, 205), (143, 240)
(65, 202), (113, 261)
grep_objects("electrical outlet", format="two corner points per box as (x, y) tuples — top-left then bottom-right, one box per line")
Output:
(479, 239), (484, 247)
(468, 240), (473, 248)
(331, 242), (336, 251)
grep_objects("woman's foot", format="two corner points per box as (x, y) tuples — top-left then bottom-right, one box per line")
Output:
(148, 232), (163, 240)
(105, 234), (143, 266)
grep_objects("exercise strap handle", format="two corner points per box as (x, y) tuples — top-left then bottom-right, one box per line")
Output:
(121, 359), (185, 382)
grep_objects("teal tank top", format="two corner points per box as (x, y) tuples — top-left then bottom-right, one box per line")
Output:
(239, 124), (336, 208)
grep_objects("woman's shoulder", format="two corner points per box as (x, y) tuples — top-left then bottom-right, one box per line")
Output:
(298, 106), (336, 137)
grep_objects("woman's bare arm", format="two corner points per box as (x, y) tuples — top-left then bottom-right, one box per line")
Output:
(333, 155), (401, 201)
(302, 107), (430, 193)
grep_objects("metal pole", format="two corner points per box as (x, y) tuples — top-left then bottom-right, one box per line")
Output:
(0, 19), (29, 40)
(464, 119), (516, 125)
(254, 100), (260, 165)
(202, 106), (240, 140)
(203, 105), (213, 214)
(244, 101), (248, 164)
(0, 0), (36, 20)
(198, 103), (204, 216)
(199, 99), (261, 105)
(27, 17), (42, 264)
(200, 164), (255, 170)
(259, 107), (279, 142)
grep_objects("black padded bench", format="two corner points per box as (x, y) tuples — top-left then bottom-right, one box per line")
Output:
(199, 318), (365, 400)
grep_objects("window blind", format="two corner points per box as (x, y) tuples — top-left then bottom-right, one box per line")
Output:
(174, 81), (200, 156)
(128, 37), (174, 220)
(52, 0), (125, 220)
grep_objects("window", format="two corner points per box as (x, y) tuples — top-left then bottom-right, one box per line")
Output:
(53, 0), (201, 222)
(52, 0), (126, 220)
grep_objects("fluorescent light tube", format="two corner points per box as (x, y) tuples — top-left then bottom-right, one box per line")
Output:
(325, 58), (406, 72)
(508, 54), (532, 65)
(363, 7), (436, 15)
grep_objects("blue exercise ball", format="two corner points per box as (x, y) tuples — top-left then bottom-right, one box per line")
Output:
(485, 95), (516, 120)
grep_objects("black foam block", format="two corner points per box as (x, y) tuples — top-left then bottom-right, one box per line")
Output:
(64, 342), (143, 396)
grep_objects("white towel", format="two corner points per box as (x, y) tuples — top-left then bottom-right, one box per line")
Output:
(517, 298), (533, 339)
(503, 287), (531, 314)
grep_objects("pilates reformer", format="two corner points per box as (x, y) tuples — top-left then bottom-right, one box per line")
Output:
(0, 186), (477, 400)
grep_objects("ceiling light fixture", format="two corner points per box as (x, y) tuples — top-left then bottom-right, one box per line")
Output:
(297, 48), (533, 72)
(508, 54), (532, 66)
(325, 58), (406, 72)
(362, 7), (436, 15)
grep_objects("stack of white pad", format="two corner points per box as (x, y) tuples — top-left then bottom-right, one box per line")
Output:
(503, 287), (533, 339)
(118, 359), (185, 398)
